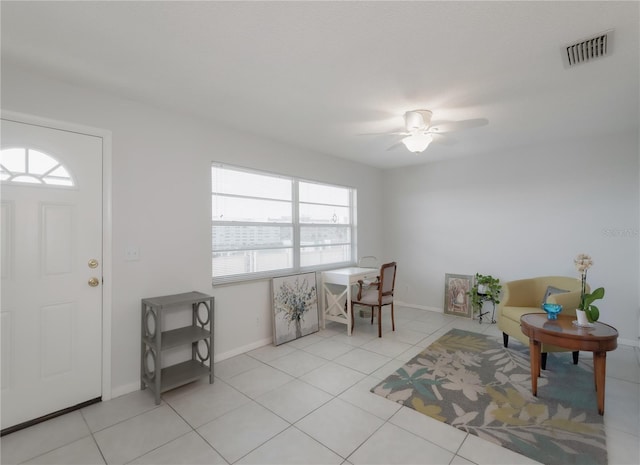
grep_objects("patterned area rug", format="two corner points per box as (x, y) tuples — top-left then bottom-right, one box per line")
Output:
(371, 329), (606, 465)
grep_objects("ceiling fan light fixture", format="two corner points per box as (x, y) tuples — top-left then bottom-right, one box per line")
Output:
(404, 110), (433, 131)
(402, 133), (433, 153)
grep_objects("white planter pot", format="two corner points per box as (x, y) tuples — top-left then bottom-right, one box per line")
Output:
(576, 309), (589, 325)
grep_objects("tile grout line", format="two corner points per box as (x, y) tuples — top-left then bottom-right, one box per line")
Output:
(78, 410), (109, 465)
(5, 308), (637, 464)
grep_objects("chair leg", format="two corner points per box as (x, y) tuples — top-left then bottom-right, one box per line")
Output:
(370, 306), (374, 324)
(346, 301), (354, 334)
(502, 333), (509, 348)
(541, 353), (547, 370)
(390, 303), (395, 332)
(378, 307), (382, 337)
(572, 351), (579, 364)
(351, 303), (355, 334)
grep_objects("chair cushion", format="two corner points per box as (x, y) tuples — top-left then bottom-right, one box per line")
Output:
(354, 289), (393, 306)
(501, 306), (545, 323)
(499, 306), (573, 353)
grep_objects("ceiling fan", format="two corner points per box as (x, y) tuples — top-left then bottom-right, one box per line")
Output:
(372, 109), (489, 153)
(398, 110), (438, 153)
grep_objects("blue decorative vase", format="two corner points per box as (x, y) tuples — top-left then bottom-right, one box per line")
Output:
(542, 303), (562, 320)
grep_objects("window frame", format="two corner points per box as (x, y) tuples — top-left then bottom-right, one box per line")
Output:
(211, 163), (357, 285)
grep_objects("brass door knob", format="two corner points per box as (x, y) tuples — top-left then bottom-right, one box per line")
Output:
(88, 258), (99, 269)
(88, 277), (100, 287)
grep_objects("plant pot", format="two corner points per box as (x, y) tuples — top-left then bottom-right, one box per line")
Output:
(576, 309), (589, 325)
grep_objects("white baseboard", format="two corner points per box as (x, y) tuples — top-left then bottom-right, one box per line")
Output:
(108, 324), (639, 399)
(396, 302), (640, 348)
(395, 300), (442, 313)
(213, 337), (273, 363)
(618, 336), (639, 348)
(110, 381), (141, 399)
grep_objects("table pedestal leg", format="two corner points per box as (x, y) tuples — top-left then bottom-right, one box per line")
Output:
(593, 351), (607, 415)
(529, 339), (541, 396)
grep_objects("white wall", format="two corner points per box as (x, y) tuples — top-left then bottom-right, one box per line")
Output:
(4, 61), (638, 399)
(1, 63), (384, 394)
(385, 134), (640, 345)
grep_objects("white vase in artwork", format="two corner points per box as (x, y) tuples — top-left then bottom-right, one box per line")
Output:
(576, 309), (589, 325)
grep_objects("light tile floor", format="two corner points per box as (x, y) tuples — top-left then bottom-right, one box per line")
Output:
(2, 307), (639, 465)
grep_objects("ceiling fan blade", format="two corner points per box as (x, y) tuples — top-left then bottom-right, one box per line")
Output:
(358, 130), (409, 136)
(385, 142), (404, 151)
(429, 118), (489, 133)
(431, 133), (457, 146)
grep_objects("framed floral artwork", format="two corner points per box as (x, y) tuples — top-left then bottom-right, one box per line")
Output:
(444, 273), (473, 318)
(271, 272), (319, 345)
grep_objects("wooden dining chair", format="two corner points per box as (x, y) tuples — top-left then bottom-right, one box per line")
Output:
(351, 261), (397, 337)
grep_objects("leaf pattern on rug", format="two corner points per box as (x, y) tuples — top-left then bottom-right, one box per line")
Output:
(371, 328), (607, 465)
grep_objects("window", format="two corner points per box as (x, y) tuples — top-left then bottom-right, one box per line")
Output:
(0, 148), (74, 186)
(212, 164), (356, 283)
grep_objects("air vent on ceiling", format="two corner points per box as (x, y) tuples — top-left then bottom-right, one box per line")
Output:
(563, 30), (613, 68)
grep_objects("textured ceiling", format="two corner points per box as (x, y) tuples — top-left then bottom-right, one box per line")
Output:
(2, 1), (638, 168)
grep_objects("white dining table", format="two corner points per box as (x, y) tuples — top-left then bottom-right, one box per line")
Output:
(321, 266), (378, 335)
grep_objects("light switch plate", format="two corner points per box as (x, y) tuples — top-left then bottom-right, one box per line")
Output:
(125, 246), (140, 261)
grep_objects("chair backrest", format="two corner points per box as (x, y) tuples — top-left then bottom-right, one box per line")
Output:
(379, 262), (397, 297)
(358, 255), (379, 268)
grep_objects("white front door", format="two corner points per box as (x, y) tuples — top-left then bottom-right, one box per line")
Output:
(1, 118), (103, 430)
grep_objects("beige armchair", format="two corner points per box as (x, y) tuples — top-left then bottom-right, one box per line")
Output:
(497, 276), (587, 369)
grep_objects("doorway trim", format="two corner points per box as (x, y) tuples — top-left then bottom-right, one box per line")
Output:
(1, 109), (113, 402)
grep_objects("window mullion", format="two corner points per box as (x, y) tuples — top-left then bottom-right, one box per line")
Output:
(351, 189), (357, 263)
(293, 179), (300, 270)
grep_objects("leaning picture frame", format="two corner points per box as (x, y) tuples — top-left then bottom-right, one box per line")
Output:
(444, 273), (473, 318)
(271, 272), (319, 345)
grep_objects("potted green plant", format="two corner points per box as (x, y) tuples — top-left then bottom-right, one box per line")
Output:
(574, 254), (605, 323)
(467, 273), (502, 322)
